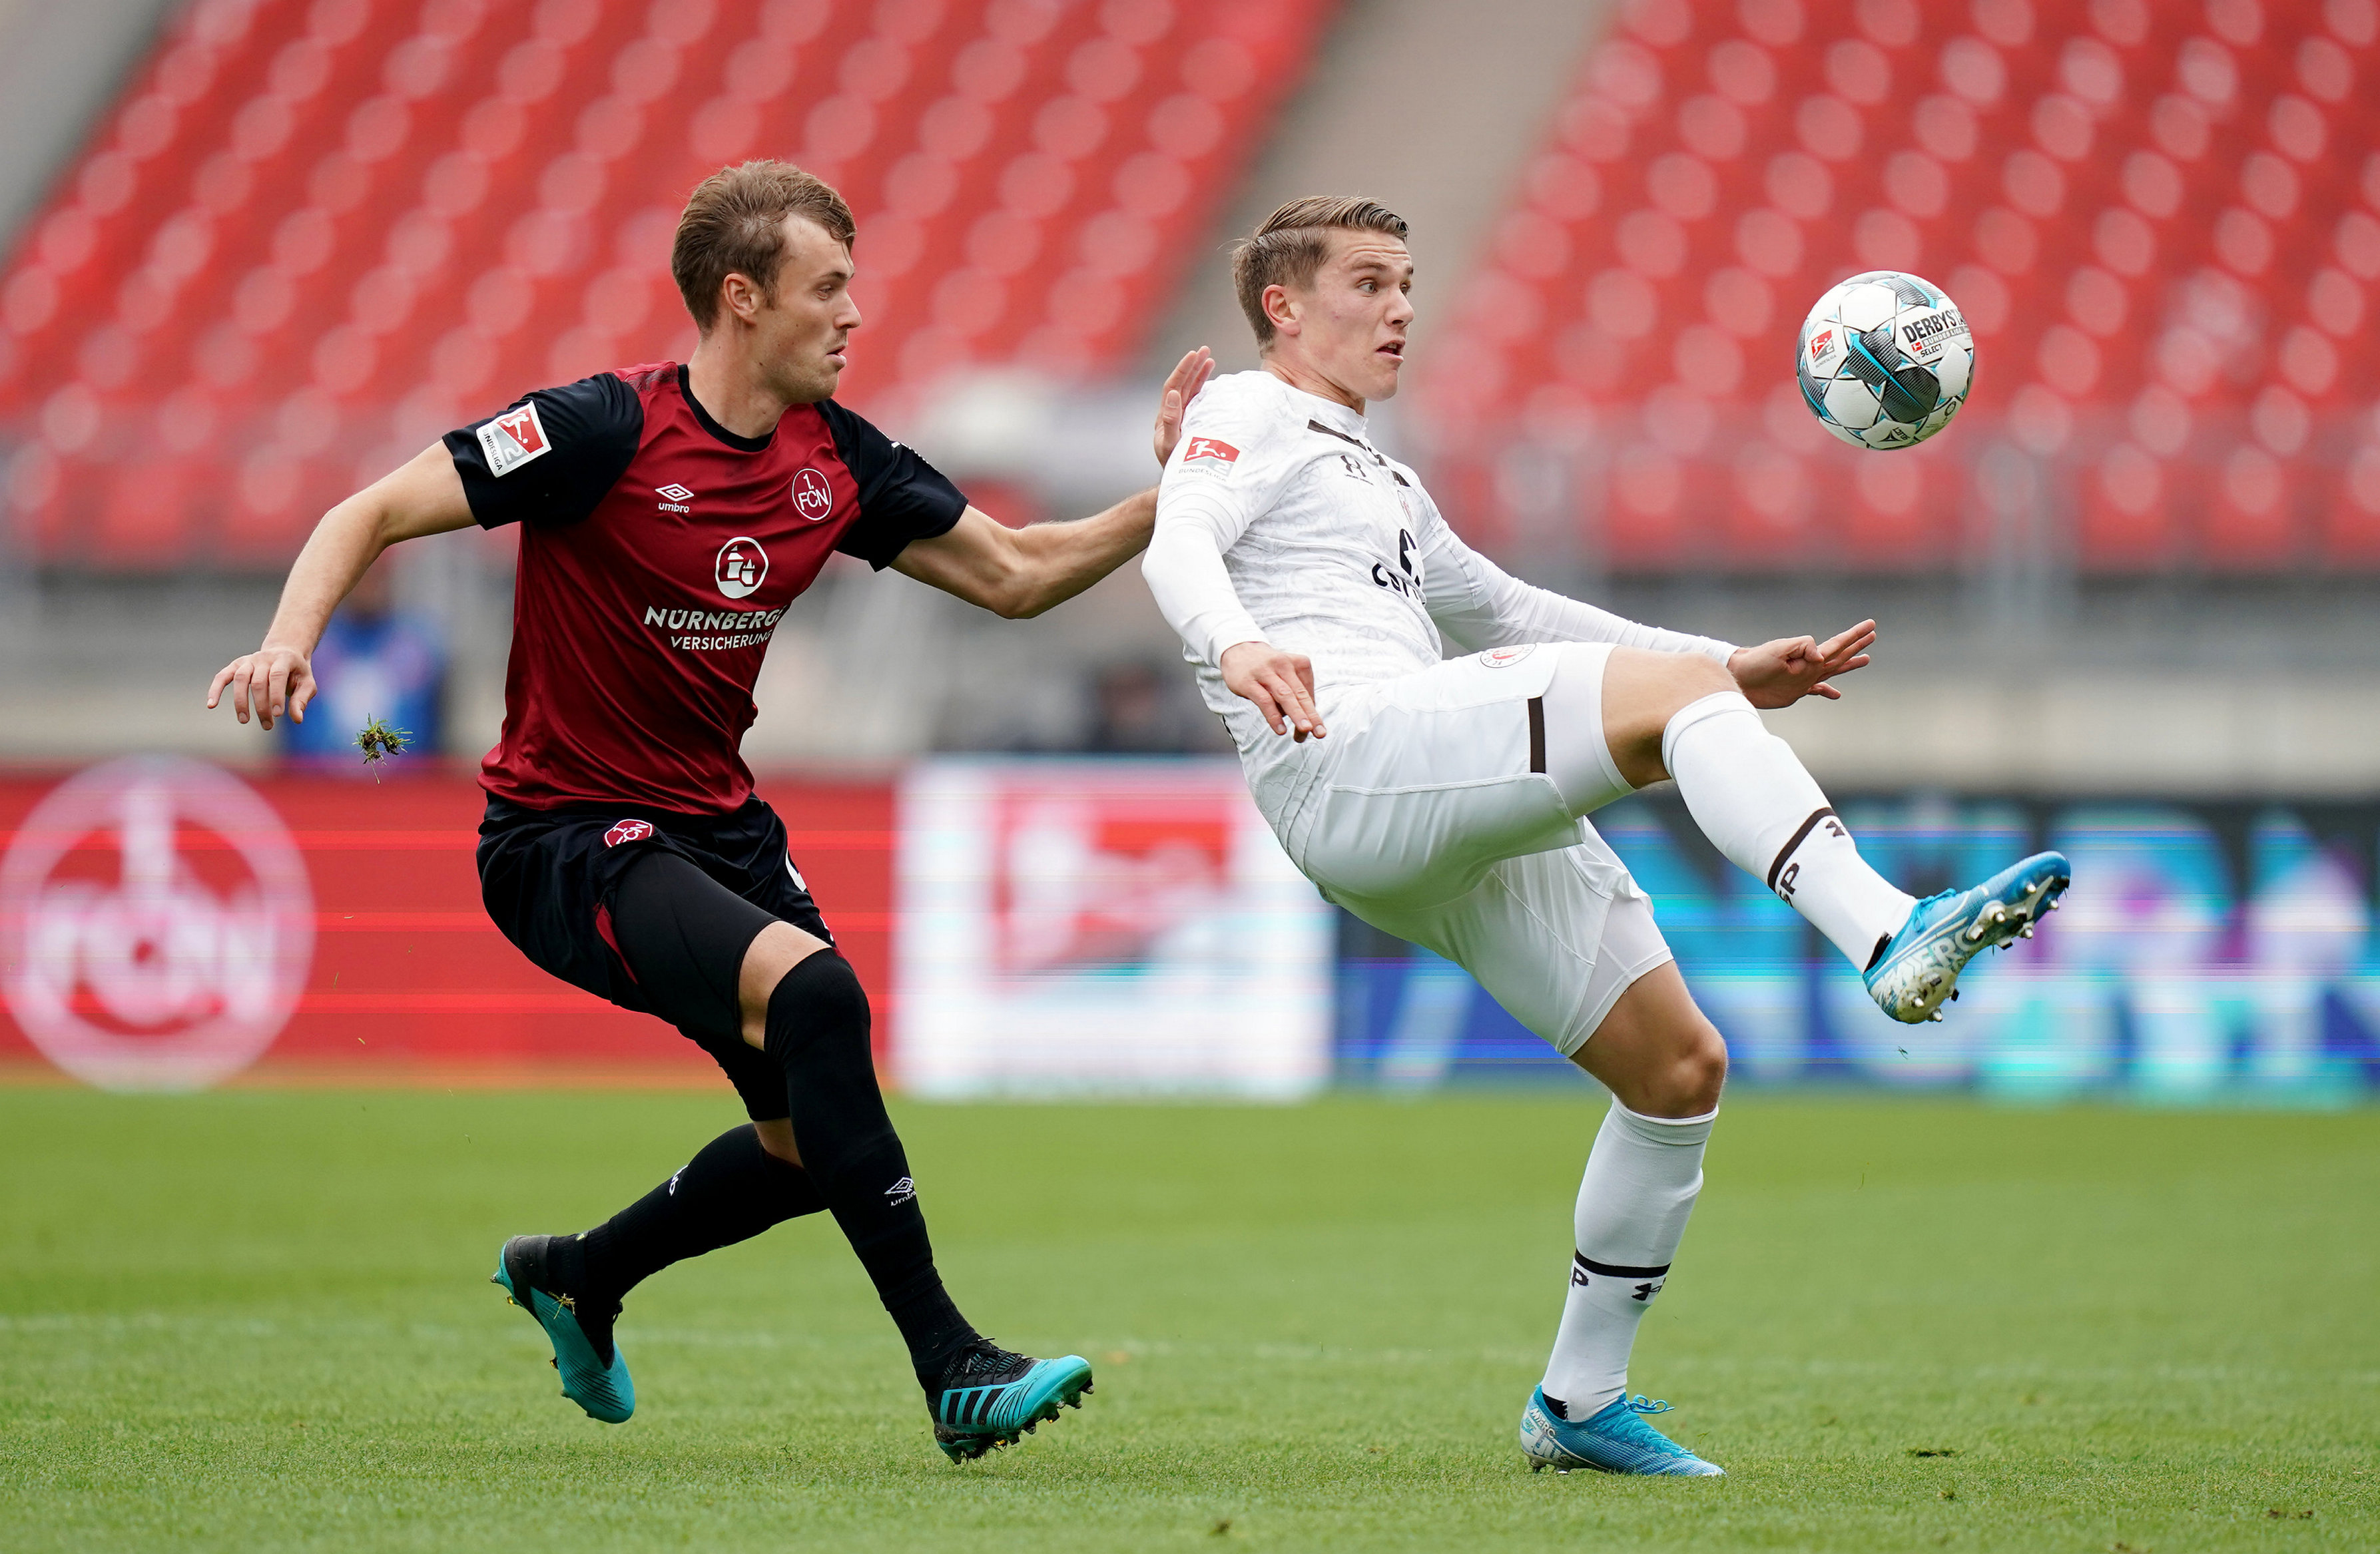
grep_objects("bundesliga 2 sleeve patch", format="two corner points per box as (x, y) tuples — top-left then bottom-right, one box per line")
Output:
(1179, 435), (1241, 476)
(477, 401), (551, 477)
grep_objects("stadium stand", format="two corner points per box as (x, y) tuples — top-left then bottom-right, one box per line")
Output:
(1418, 0), (2380, 573)
(0, 0), (1335, 568)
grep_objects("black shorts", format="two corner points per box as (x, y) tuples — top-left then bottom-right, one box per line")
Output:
(477, 794), (834, 1118)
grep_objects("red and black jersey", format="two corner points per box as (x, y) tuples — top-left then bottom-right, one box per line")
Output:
(444, 362), (966, 814)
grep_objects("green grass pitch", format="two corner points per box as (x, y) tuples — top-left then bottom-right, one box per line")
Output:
(1, 1088), (2373, 1552)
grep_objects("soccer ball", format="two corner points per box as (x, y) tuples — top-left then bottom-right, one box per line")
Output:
(1795, 271), (1974, 449)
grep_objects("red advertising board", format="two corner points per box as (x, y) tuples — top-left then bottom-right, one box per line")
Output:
(0, 762), (894, 1088)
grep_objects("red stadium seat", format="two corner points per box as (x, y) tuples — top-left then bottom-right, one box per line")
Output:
(2201, 441), (2302, 566)
(0, 0), (1339, 567)
(2081, 441), (2181, 569)
(2325, 423), (2380, 560)
(1419, 0), (2380, 574)
(93, 453), (204, 569)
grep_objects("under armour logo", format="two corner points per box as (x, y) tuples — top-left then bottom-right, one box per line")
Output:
(1631, 1280), (1662, 1302)
(885, 1176), (916, 1206)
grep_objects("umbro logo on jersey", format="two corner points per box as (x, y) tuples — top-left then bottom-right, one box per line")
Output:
(477, 401), (550, 477)
(655, 483), (694, 513)
(884, 1176), (916, 1206)
(716, 536), (768, 599)
(603, 818), (655, 848)
(792, 467), (833, 521)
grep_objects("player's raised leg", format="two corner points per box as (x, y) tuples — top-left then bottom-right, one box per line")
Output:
(1578, 644), (2069, 1023)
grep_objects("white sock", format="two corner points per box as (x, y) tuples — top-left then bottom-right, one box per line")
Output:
(1540, 1100), (1713, 1420)
(1660, 692), (1915, 969)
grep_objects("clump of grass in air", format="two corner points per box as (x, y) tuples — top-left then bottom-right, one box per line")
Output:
(354, 715), (411, 782)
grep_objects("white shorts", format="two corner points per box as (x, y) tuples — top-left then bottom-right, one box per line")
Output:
(1281, 643), (1673, 1057)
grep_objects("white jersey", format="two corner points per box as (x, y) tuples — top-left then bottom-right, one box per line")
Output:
(1143, 370), (1737, 828)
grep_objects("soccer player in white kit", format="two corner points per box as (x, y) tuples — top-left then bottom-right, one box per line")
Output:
(1143, 198), (2071, 1477)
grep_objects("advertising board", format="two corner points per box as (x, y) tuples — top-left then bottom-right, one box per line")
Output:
(0, 764), (893, 1089)
(894, 759), (1335, 1099)
(1339, 794), (2380, 1101)
(6, 760), (2374, 1103)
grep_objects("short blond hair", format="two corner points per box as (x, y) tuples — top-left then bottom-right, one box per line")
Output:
(1231, 196), (1409, 347)
(672, 160), (856, 332)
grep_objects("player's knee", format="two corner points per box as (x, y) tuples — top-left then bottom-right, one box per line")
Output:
(762, 949), (871, 1064)
(1604, 650), (1740, 782)
(750, 1117), (804, 1166)
(1641, 1017), (1727, 1118)
(1661, 652), (1737, 713)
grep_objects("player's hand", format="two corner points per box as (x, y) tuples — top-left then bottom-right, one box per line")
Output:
(206, 644), (317, 730)
(1153, 346), (1215, 467)
(1727, 619), (1875, 708)
(1220, 640), (1326, 742)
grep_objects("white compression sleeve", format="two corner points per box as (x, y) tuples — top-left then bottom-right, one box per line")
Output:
(1661, 692), (1916, 967)
(1143, 501), (1263, 665)
(1422, 521), (1735, 664)
(1540, 1100), (1713, 1418)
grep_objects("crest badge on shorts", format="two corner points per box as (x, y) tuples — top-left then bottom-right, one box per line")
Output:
(1480, 645), (1535, 668)
(604, 819), (655, 847)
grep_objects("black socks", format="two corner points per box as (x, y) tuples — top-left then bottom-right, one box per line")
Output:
(555, 947), (980, 1390)
(577, 1123), (826, 1308)
(763, 951), (978, 1382)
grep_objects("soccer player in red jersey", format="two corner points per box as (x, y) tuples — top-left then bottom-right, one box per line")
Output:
(207, 162), (1213, 1460)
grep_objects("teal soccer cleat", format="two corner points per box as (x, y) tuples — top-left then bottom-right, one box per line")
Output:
(1865, 850), (2072, 1024)
(1520, 1388), (1724, 1476)
(928, 1342), (1093, 1462)
(491, 1234), (633, 1424)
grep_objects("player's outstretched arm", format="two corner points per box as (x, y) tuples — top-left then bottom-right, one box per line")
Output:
(1726, 620), (1877, 707)
(891, 494), (1158, 619)
(204, 443), (476, 729)
(889, 348), (1214, 619)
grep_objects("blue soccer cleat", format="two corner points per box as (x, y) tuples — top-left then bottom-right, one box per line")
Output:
(491, 1234), (633, 1424)
(928, 1342), (1093, 1462)
(1865, 850), (2071, 1024)
(1520, 1387), (1724, 1476)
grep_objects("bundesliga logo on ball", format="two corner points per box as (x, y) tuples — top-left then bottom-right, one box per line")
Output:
(1796, 271), (1974, 450)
